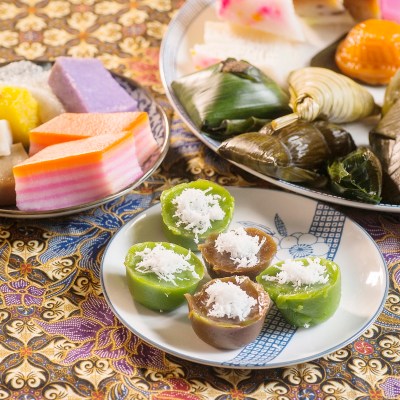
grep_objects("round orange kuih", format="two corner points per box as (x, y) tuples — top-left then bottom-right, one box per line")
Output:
(335, 18), (400, 86)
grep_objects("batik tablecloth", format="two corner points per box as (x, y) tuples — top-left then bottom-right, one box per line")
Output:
(1, 1), (400, 399)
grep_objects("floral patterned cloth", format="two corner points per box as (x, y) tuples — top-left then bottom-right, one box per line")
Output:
(1, 1), (400, 399)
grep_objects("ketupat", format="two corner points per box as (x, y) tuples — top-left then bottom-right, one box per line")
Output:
(0, 86), (39, 148)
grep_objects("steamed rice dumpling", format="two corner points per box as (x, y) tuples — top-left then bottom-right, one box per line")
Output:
(218, 120), (355, 187)
(171, 58), (291, 138)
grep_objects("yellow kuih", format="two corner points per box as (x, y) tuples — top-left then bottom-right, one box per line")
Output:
(0, 86), (39, 148)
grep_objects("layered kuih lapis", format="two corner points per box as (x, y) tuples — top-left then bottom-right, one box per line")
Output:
(28, 112), (158, 166)
(13, 132), (142, 211)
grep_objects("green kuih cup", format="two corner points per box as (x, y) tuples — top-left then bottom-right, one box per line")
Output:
(160, 179), (235, 250)
(256, 256), (341, 328)
(124, 242), (205, 312)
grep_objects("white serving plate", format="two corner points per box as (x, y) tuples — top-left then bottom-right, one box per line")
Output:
(159, 0), (400, 213)
(101, 187), (388, 368)
(0, 63), (170, 219)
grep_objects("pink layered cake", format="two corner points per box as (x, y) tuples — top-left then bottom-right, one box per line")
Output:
(29, 112), (159, 166)
(13, 132), (143, 211)
(48, 57), (138, 113)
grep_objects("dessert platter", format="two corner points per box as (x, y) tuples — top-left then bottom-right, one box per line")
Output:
(101, 186), (389, 368)
(160, 0), (400, 212)
(0, 59), (169, 219)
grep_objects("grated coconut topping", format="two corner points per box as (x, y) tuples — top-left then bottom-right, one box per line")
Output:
(262, 257), (329, 288)
(172, 188), (225, 243)
(205, 278), (257, 321)
(134, 244), (200, 286)
(215, 227), (266, 268)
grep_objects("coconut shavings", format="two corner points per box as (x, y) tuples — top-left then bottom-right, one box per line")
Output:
(263, 257), (329, 288)
(205, 278), (257, 321)
(134, 244), (200, 286)
(214, 227), (266, 268)
(172, 188), (225, 243)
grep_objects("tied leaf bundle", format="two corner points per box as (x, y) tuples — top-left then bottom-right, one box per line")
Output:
(171, 58), (291, 139)
(369, 70), (400, 204)
(328, 147), (383, 204)
(270, 67), (378, 131)
(218, 120), (356, 187)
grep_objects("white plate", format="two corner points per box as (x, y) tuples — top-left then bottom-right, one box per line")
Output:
(101, 187), (388, 368)
(0, 63), (170, 219)
(159, 0), (400, 213)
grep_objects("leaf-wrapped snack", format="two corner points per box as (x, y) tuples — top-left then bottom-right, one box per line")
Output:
(218, 121), (355, 187)
(270, 67), (377, 130)
(171, 58), (291, 138)
(370, 94), (400, 204)
(382, 69), (400, 116)
(328, 147), (383, 204)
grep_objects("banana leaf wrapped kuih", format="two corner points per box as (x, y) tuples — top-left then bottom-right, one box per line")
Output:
(327, 147), (383, 204)
(270, 67), (378, 131)
(171, 58), (291, 139)
(369, 80), (400, 204)
(218, 120), (356, 188)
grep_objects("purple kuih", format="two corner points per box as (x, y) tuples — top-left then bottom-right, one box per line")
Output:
(48, 57), (138, 113)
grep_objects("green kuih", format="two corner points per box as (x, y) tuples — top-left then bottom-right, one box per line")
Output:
(124, 242), (205, 312)
(256, 256), (341, 328)
(160, 179), (235, 250)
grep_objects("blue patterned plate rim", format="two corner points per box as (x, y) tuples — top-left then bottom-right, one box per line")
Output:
(0, 60), (170, 219)
(100, 187), (389, 369)
(159, 0), (399, 213)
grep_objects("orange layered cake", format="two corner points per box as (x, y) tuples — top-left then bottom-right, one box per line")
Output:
(13, 132), (143, 211)
(29, 112), (159, 166)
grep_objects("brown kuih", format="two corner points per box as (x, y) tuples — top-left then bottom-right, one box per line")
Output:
(185, 276), (271, 350)
(198, 227), (277, 281)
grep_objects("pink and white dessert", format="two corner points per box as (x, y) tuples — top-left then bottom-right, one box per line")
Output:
(13, 132), (143, 211)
